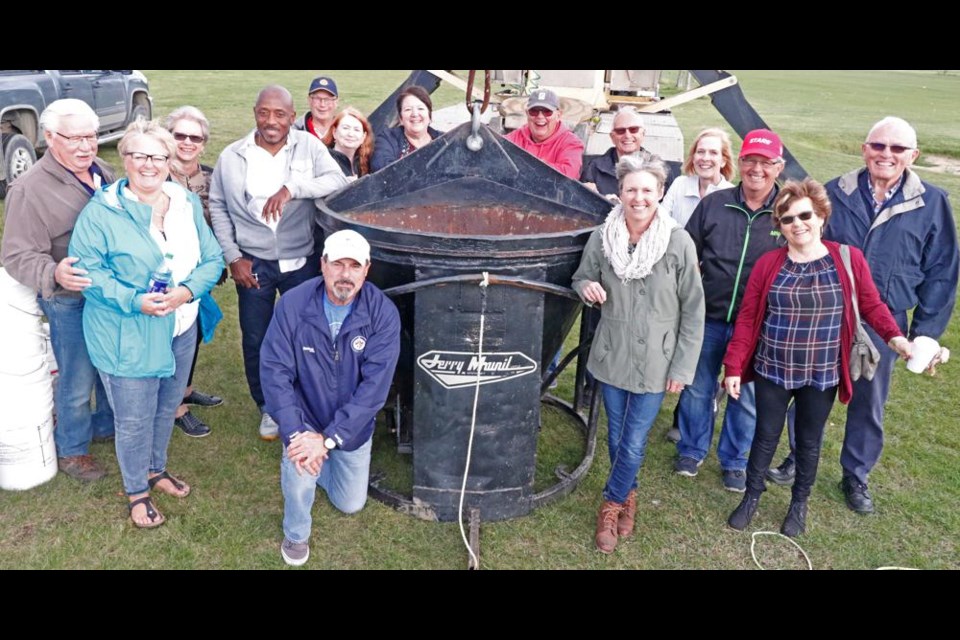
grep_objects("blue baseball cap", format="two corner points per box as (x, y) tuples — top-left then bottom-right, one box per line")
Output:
(308, 76), (338, 97)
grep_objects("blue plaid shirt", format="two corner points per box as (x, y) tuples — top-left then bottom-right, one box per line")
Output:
(754, 255), (843, 390)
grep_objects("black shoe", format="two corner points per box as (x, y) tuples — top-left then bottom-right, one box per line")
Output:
(766, 459), (796, 486)
(728, 494), (760, 531)
(780, 500), (807, 537)
(665, 427), (681, 444)
(183, 390), (223, 407)
(176, 411), (212, 438)
(840, 476), (874, 514)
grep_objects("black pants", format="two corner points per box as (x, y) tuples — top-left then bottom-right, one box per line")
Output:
(748, 376), (838, 501)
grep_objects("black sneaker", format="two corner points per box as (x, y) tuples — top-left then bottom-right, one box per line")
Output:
(176, 411), (212, 438)
(665, 428), (681, 444)
(674, 456), (703, 477)
(840, 476), (874, 514)
(766, 459), (796, 486)
(727, 494), (760, 531)
(183, 390), (224, 407)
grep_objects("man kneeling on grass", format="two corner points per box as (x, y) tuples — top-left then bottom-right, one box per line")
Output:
(260, 230), (400, 566)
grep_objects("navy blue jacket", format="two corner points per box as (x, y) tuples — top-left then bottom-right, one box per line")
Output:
(260, 278), (400, 450)
(684, 183), (784, 323)
(824, 168), (959, 339)
(370, 125), (442, 172)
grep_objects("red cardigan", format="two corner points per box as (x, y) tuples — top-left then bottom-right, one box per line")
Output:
(722, 241), (903, 404)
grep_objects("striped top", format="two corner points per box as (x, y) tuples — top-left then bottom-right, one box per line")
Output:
(753, 255), (843, 390)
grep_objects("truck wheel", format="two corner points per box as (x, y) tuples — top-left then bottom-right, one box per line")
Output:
(130, 102), (151, 124)
(1, 134), (37, 198)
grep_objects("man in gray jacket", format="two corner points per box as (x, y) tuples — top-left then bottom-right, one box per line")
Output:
(1, 99), (115, 481)
(209, 85), (348, 440)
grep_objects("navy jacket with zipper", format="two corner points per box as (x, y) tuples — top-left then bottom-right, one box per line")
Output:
(684, 183), (784, 323)
(260, 277), (400, 450)
(824, 167), (958, 340)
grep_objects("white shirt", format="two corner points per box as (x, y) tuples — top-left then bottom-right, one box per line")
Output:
(661, 174), (735, 228)
(242, 133), (307, 273)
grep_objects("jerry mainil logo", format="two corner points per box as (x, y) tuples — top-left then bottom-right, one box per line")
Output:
(417, 351), (538, 390)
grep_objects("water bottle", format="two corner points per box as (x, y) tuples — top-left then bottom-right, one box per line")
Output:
(148, 253), (175, 294)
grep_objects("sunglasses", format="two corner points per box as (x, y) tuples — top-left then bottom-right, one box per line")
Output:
(613, 126), (641, 135)
(527, 107), (554, 118)
(866, 142), (913, 154)
(778, 211), (815, 226)
(173, 132), (205, 144)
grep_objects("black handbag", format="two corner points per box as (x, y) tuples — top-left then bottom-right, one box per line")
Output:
(839, 245), (881, 381)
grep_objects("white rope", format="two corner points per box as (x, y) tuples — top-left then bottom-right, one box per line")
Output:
(458, 272), (490, 569)
(750, 531), (813, 570)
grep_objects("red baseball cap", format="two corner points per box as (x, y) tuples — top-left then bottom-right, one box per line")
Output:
(739, 129), (783, 159)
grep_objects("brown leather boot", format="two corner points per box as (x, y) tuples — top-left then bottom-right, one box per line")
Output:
(595, 500), (622, 553)
(618, 490), (637, 537)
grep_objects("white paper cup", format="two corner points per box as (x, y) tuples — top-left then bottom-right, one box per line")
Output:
(907, 336), (940, 373)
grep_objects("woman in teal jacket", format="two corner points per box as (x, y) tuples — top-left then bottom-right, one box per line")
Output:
(69, 119), (223, 528)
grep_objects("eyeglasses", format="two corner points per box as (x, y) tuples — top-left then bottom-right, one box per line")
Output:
(527, 107), (554, 118)
(310, 95), (337, 104)
(866, 142), (914, 154)
(55, 132), (97, 147)
(740, 157), (781, 169)
(124, 152), (169, 166)
(613, 126), (642, 135)
(778, 211), (815, 226)
(172, 132), (205, 144)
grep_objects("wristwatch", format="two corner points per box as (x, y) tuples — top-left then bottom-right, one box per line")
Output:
(323, 436), (337, 450)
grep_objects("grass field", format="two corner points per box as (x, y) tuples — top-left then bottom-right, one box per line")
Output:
(0, 70), (958, 569)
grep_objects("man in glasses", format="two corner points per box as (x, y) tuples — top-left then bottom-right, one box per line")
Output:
(674, 129), (786, 493)
(582, 108), (662, 196)
(767, 116), (958, 515)
(505, 89), (584, 179)
(1, 99), (116, 481)
(209, 85), (347, 441)
(294, 76), (339, 140)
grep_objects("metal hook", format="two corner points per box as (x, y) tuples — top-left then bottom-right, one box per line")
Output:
(467, 104), (484, 152)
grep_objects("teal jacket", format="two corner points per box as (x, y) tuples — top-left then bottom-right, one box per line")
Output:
(69, 180), (224, 378)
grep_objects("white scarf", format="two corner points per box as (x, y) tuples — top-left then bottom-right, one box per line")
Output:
(600, 204), (677, 284)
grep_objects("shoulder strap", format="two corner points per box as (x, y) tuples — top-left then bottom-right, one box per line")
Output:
(838, 244), (861, 324)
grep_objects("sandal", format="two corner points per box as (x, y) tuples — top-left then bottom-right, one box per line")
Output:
(148, 470), (191, 498)
(128, 496), (166, 529)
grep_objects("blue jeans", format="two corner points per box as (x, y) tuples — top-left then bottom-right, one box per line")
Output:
(281, 436), (372, 543)
(677, 317), (757, 470)
(601, 384), (665, 504)
(38, 294), (114, 457)
(236, 254), (318, 408)
(98, 323), (197, 495)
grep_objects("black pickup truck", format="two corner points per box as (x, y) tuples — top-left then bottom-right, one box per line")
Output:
(0, 70), (152, 197)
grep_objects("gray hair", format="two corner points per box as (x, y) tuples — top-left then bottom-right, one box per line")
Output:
(39, 99), (99, 135)
(164, 105), (210, 141)
(867, 116), (918, 148)
(117, 118), (177, 160)
(612, 107), (644, 131)
(616, 154), (668, 192)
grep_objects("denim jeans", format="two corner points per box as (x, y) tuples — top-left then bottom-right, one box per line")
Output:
(677, 317), (757, 470)
(236, 254), (318, 408)
(601, 384), (665, 504)
(749, 376), (837, 501)
(99, 323), (197, 495)
(281, 436), (372, 543)
(38, 294), (114, 457)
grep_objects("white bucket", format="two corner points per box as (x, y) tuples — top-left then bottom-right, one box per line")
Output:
(0, 267), (49, 376)
(0, 415), (57, 491)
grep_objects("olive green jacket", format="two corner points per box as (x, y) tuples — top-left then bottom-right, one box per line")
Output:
(572, 227), (705, 394)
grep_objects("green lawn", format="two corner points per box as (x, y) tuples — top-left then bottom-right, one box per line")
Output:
(0, 70), (957, 570)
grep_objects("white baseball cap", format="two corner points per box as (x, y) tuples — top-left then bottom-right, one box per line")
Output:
(323, 230), (370, 264)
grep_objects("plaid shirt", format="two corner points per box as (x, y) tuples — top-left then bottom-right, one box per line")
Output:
(753, 255), (843, 390)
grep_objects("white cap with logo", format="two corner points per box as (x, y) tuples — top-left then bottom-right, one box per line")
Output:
(323, 229), (370, 264)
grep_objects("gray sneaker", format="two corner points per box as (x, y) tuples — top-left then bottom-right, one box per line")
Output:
(674, 456), (703, 477)
(722, 469), (747, 493)
(259, 411), (279, 441)
(281, 537), (310, 566)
